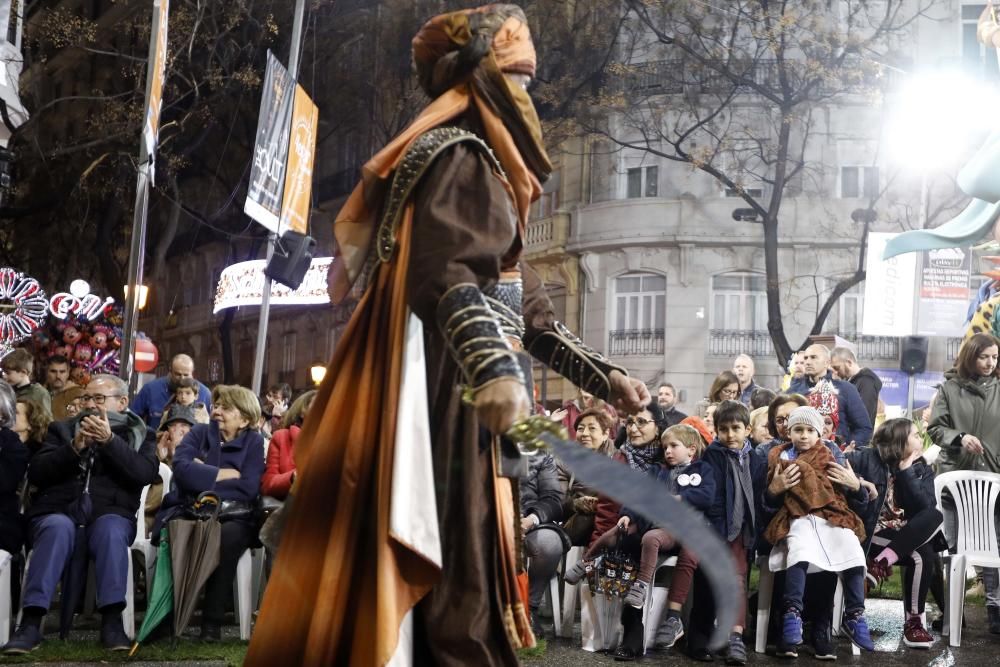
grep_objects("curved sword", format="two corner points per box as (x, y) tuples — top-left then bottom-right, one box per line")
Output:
(539, 432), (739, 651)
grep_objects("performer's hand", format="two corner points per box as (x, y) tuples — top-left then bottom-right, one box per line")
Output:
(474, 378), (531, 435)
(608, 370), (648, 415)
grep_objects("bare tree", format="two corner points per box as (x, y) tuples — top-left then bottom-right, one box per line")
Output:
(566, 0), (945, 367)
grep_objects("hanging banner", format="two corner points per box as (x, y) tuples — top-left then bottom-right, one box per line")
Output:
(142, 0), (170, 182)
(213, 257), (332, 313)
(863, 232), (917, 336)
(278, 84), (318, 235)
(245, 52), (295, 233)
(915, 247), (971, 338)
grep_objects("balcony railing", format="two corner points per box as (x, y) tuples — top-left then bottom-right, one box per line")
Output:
(609, 329), (665, 356)
(852, 334), (899, 360)
(708, 330), (774, 358)
(525, 218), (554, 247)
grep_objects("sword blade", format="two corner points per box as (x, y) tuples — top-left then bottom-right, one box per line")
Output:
(541, 433), (739, 651)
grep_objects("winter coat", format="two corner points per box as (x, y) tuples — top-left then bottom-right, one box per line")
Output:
(700, 440), (767, 542)
(847, 447), (937, 553)
(620, 460), (715, 534)
(261, 425), (299, 500)
(0, 429), (27, 554)
(928, 369), (1000, 474)
(159, 422), (265, 512)
(520, 453), (564, 525)
(849, 368), (882, 426)
(662, 407), (688, 427)
(739, 380), (760, 405)
(28, 413), (159, 523)
(588, 451), (628, 547)
(763, 443), (866, 546)
(788, 372), (873, 446)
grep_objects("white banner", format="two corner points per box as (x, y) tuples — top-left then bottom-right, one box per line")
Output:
(862, 232), (917, 336)
(213, 257), (332, 313)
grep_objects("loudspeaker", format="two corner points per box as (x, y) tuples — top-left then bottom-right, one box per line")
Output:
(900, 336), (928, 375)
(265, 231), (316, 289)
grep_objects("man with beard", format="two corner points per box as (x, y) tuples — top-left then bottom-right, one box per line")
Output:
(129, 354), (211, 434)
(657, 382), (687, 426)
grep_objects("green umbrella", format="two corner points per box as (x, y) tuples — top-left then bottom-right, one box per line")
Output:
(129, 528), (174, 656)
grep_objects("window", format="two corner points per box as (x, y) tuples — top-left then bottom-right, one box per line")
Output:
(963, 4), (1000, 78)
(840, 166), (879, 198)
(282, 333), (297, 374)
(724, 186), (764, 198)
(711, 272), (767, 331)
(626, 166), (658, 198)
(532, 171), (560, 218)
(613, 273), (666, 330)
(824, 279), (863, 335)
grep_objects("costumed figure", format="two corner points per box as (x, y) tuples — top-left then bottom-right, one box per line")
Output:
(247, 6), (649, 666)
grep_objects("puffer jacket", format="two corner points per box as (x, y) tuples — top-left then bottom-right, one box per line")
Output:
(520, 453), (564, 524)
(928, 369), (1000, 474)
(847, 446), (936, 553)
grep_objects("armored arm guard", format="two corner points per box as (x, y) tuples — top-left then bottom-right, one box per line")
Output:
(437, 283), (525, 392)
(524, 322), (627, 401)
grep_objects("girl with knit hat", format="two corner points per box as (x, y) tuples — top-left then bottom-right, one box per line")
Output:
(764, 406), (874, 655)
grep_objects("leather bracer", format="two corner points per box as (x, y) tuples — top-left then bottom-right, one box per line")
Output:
(525, 322), (627, 400)
(437, 283), (525, 391)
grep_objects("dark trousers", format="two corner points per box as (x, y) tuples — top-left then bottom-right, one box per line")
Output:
(201, 519), (256, 625)
(765, 569), (839, 643)
(784, 563), (865, 616)
(23, 513), (135, 612)
(870, 508), (943, 615)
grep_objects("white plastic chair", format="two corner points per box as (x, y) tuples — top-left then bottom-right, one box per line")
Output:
(0, 550), (12, 644)
(754, 555), (859, 656)
(233, 548), (264, 640)
(934, 470), (1000, 647)
(558, 545), (584, 638)
(131, 463), (172, 587)
(642, 554), (676, 651)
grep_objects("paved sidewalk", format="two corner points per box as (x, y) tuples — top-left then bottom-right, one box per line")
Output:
(527, 600), (990, 664)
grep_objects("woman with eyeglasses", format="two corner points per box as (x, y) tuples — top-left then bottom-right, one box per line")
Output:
(694, 371), (740, 422)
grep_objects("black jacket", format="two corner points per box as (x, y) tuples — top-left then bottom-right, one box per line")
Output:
(520, 453), (564, 525)
(850, 368), (882, 426)
(621, 460), (715, 534)
(846, 447), (937, 553)
(0, 428), (27, 553)
(662, 407), (688, 427)
(28, 416), (159, 523)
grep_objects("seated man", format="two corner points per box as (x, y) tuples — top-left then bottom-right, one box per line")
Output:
(3, 374), (158, 654)
(521, 452), (567, 636)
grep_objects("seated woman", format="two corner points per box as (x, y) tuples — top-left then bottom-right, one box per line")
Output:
(521, 452), (567, 635)
(0, 383), (29, 555)
(14, 396), (52, 456)
(693, 371), (740, 422)
(848, 418), (944, 649)
(261, 390), (316, 501)
(556, 408), (615, 547)
(154, 384), (265, 640)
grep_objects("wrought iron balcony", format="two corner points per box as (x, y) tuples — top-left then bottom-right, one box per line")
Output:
(609, 329), (665, 356)
(708, 330), (773, 358)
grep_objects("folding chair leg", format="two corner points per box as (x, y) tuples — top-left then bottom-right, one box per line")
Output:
(123, 549), (135, 639)
(549, 575), (562, 637)
(832, 577), (844, 636)
(559, 547), (582, 638)
(0, 553), (11, 645)
(234, 550), (252, 641)
(949, 555), (966, 647)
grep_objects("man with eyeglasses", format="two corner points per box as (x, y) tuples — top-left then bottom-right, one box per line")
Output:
(3, 374), (158, 655)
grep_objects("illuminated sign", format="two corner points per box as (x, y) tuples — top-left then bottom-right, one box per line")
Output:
(48, 279), (115, 322)
(214, 257), (332, 313)
(0, 268), (48, 348)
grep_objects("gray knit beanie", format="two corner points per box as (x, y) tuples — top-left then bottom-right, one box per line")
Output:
(786, 406), (824, 435)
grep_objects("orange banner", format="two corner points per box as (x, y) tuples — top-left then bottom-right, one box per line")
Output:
(278, 84), (318, 235)
(143, 0), (170, 175)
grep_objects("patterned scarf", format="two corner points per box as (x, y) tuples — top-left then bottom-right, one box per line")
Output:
(621, 441), (661, 472)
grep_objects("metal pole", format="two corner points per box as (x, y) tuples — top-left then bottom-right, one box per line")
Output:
(120, 153), (151, 396)
(250, 0), (306, 396)
(906, 171), (929, 417)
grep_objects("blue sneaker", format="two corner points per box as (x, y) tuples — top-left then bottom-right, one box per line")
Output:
(777, 610), (802, 657)
(841, 614), (875, 652)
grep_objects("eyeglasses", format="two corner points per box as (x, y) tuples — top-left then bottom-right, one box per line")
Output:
(80, 394), (124, 405)
(775, 416), (789, 424)
(720, 389), (738, 398)
(626, 417), (654, 428)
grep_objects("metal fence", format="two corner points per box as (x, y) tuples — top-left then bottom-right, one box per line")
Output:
(946, 337), (964, 362)
(708, 330), (774, 357)
(854, 335), (900, 360)
(609, 329), (665, 356)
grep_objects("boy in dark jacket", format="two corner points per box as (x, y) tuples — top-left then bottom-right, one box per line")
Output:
(687, 400), (766, 665)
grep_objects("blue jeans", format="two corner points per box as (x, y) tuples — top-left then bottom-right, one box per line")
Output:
(23, 513), (136, 611)
(784, 562), (865, 617)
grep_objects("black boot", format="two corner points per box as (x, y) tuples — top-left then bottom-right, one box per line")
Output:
(99, 607), (130, 651)
(988, 606), (1000, 635)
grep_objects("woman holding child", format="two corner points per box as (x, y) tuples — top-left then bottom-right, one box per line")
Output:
(929, 331), (1000, 633)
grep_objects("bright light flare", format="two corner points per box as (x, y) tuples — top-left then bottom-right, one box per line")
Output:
(886, 70), (1000, 170)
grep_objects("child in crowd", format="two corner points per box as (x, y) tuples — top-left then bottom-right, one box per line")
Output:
(687, 400), (766, 665)
(749, 406), (771, 446)
(158, 378), (207, 429)
(618, 424), (714, 609)
(808, 383), (843, 448)
(848, 418), (943, 648)
(764, 406), (874, 655)
(647, 425), (717, 650)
